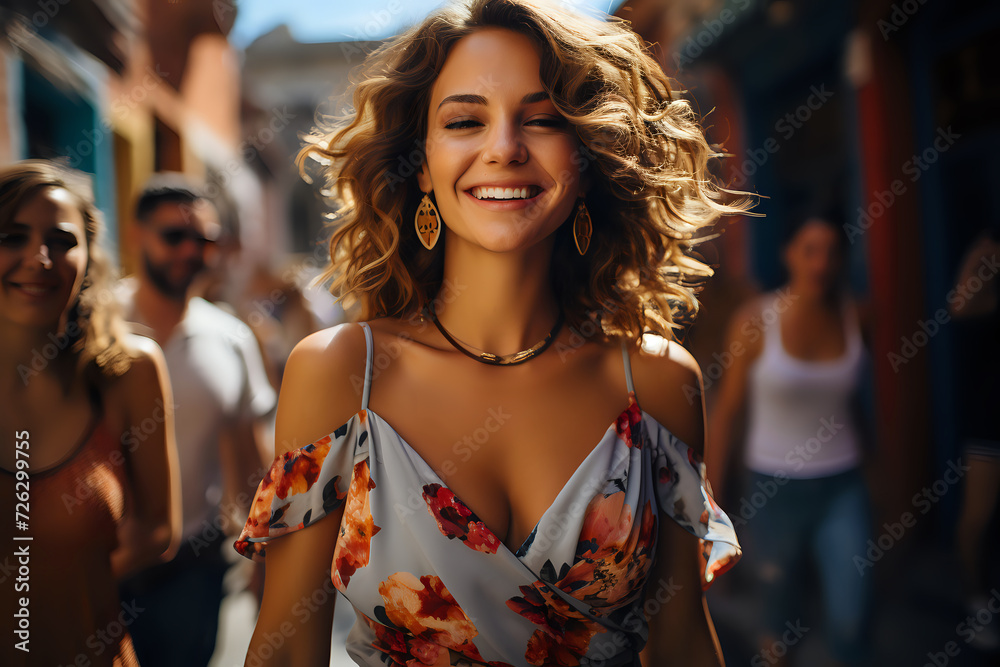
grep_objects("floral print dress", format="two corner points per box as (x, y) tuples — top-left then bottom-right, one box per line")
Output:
(235, 322), (741, 666)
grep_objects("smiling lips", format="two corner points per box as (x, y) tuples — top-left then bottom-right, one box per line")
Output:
(8, 281), (57, 296)
(469, 185), (542, 201)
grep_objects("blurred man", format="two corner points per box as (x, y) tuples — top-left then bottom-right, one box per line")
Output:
(116, 173), (276, 667)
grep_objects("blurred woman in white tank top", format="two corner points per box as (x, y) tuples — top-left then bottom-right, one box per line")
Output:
(707, 212), (874, 667)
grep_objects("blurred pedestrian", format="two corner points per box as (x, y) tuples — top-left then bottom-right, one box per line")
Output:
(116, 173), (276, 667)
(708, 210), (874, 666)
(951, 220), (1000, 654)
(0, 159), (180, 666)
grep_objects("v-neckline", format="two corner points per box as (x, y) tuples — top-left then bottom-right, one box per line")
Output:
(359, 397), (641, 558)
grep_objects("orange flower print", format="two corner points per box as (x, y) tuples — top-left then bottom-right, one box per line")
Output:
(235, 436), (345, 559)
(553, 494), (655, 613)
(506, 582), (605, 666)
(334, 459), (381, 589)
(423, 484), (501, 554)
(377, 572), (486, 663)
(274, 435), (333, 499)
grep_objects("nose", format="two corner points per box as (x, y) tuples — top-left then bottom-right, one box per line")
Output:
(481, 121), (528, 166)
(33, 242), (53, 269)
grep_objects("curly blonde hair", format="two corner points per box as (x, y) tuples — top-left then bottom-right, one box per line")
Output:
(0, 159), (131, 379)
(300, 0), (752, 345)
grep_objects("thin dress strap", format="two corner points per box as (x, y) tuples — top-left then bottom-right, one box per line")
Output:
(621, 339), (635, 395)
(359, 322), (374, 412)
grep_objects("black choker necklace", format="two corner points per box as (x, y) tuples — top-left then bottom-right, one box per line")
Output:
(427, 301), (564, 366)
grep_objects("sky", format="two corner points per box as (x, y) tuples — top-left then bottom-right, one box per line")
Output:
(230, 0), (628, 48)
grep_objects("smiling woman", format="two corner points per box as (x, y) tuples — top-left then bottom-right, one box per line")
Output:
(0, 160), (181, 667)
(238, 1), (750, 666)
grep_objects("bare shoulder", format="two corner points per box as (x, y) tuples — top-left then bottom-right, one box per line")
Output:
(96, 333), (171, 436)
(629, 333), (705, 451)
(275, 322), (369, 456)
(105, 333), (168, 397)
(725, 291), (775, 352)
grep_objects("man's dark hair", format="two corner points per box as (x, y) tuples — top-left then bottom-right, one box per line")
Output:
(134, 172), (207, 223)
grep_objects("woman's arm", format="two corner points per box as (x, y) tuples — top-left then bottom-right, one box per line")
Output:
(635, 339), (724, 665)
(111, 334), (182, 578)
(641, 518), (725, 665)
(705, 299), (762, 500)
(245, 324), (367, 667)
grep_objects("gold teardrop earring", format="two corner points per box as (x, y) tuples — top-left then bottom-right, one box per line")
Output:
(572, 199), (592, 256)
(415, 193), (442, 250)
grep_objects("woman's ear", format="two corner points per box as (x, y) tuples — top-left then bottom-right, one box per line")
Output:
(417, 162), (432, 193)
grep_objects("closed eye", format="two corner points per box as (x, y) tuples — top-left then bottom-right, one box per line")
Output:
(45, 232), (79, 251)
(526, 116), (567, 128)
(444, 119), (483, 130)
(0, 231), (28, 249)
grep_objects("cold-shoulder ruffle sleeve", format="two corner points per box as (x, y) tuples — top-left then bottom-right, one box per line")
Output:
(233, 414), (367, 561)
(644, 415), (742, 589)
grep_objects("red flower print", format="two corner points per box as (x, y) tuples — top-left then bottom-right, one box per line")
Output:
(377, 572), (486, 663)
(687, 446), (702, 466)
(507, 582), (605, 666)
(368, 617), (447, 666)
(613, 397), (643, 449)
(422, 484), (500, 554)
(334, 459), (381, 589)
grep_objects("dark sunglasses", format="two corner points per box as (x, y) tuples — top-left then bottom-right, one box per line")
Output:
(157, 227), (216, 248)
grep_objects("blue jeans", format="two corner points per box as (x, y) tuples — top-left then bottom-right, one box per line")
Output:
(741, 467), (873, 664)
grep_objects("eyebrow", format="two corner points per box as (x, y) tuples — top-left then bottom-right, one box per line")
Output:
(437, 90), (550, 110)
(5, 221), (79, 234)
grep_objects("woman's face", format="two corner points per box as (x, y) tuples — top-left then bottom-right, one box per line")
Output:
(0, 186), (89, 330)
(782, 219), (844, 297)
(418, 27), (586, 254)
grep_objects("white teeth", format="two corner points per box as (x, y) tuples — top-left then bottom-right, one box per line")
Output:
(16, 285), (51, 296)
(472, 186), (534, 200)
